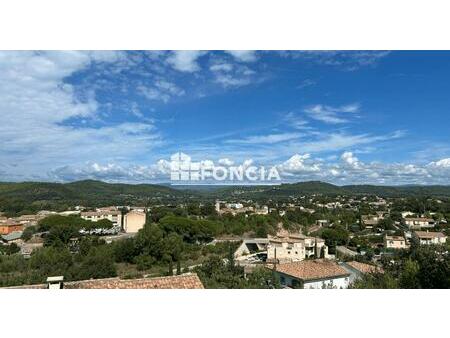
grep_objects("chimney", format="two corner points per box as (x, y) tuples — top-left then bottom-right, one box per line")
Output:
(47, 276), (64, 289)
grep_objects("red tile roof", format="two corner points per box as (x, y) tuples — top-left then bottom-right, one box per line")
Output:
(274, 259), (350, 281)
(414, 231), (446, 239)
(346, 261), (383, 274)
(2, 273), (204, 289)
(64, 273), (204, 289)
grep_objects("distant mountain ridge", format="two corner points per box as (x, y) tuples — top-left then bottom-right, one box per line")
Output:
(1, 180), (450, 207)
(0, 180), (188, 207)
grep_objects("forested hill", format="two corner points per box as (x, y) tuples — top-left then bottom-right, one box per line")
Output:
(0, 180), (190, 214)
(2, 179), (450, 216)
(209, 181), (450, 198)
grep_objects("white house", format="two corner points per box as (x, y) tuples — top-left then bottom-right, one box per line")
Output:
(273, 259), (351, 289)
(414, 231), (447, 245)
(404, 217), (435, 229)
(80, 211), (122, 228)
(384, 235), (407, 249)
(267, 234), (328, 263)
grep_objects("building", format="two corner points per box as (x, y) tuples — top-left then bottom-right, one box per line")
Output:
(342, 261), (383, 284)
(384, 235), (407, 249)
(0, 220), (24, 235)
(361, 214), (381, 229)
(413, 231), (447, 245)
(3, 273), (204, 289)
(405, 217), (435, 230)
(123, 210), (146, 233)
(81, 211), (122, 228)
(234, 238), (269, 258)
(267, 234), (328, 263)
(336, 245), (358, 258)
(272, 259), (351, 289)
(316, 219), (329, 227)
(1, 231), (23, 244)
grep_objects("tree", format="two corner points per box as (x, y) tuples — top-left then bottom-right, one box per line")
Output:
(245, 267), (281, 289)
(21, 226), (36, 242)
(399, 259), (420, 288)
(76, 246), (117, 280)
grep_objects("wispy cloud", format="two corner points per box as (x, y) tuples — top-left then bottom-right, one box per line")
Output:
(225, 50), (258, 62)
(225, 132), (302, 144)
(304, 103), (360, 124)
(137, 79), (185, 103)
(166, 51), (206, 72)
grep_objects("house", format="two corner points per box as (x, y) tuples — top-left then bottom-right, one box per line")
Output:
(384, 235), (407, 249)
(123, 210), (146, 233)
(272, 259), (351, 289)
(316, 219), (329, 227)
(404, 217), (435, 230)
(267, 234), (328, 263)
(401, 211), (415, 218)
(3, 273), (204, 289)
(0, 220), (24, 235)
(413, 231), (447, 245)
(234, 238), (269, 258)
(342, 261), (383, 284)
(20, 242), (44, 258)
(12, 214), (42, 226)
(1, 231), (23, 244)
(336, 245), (358, 258)
(80, 210), (122, 228)
(361, 214), (381, 228)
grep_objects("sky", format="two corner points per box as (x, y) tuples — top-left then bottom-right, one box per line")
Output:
(0, 50), (449, 185)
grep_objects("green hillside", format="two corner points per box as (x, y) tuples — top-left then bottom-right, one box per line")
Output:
(0, 180), (190, 215)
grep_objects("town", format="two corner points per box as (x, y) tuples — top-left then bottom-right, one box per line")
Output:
(1, 180), (449, 289)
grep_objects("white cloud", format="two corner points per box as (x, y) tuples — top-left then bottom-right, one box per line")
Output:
(166, 51), (206, 72)
(293, 130), (402, 154)
(138, 79), (185, 102)
(304, 103), (360, 124)
(341, 151), (360, 169)
(226, 132), (302, 144)
(278, 154), (321, 174)
(429, 158), (450, 168)
(209, 59), (256, 88)
(284, 112), (311, 130)
(226, 51), (257, 62)
(0, 51), (163, 180)
(51, 160), (171, 183)
(209, 63), (233, 72)
(280, 51), (390, 70)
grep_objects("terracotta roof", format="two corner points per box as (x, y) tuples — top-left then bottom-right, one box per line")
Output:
(0, 219), (22, 226)
(2, 273), (204, 289)
(385, 235), (405, 241)
(414, 231), (446, 239)
(81, 211), (121, 216)
(405, 218), (434, 222)
(64, 273), (204, 289)
(274, 259), (350, 281)
(346, 261), (383, 274)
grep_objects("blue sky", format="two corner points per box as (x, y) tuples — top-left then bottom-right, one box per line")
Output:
(0, 50), (449, 185)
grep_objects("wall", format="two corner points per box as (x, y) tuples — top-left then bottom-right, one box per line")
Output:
(124, 212), (146, 233)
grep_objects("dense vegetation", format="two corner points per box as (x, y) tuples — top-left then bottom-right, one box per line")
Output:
(352, 243), (450, 288)
(0, 180), (190, 216)
(2, 179), (450, 217)
(0, 208), (282, 287)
